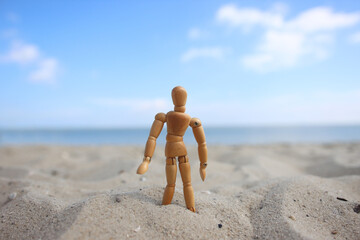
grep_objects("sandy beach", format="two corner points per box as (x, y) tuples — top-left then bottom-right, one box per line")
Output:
(0, 143), (359, 239)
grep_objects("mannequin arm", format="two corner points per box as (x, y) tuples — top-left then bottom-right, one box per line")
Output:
(190, 118), (207, 181)
(137, 113), (166, 174)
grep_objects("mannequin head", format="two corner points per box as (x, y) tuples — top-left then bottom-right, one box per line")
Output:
(171, 86), (187, 112)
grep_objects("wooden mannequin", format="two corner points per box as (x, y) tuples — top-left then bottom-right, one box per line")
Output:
(136, 86), (207, 212)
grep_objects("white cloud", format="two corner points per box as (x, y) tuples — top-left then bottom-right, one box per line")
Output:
(0, 38), (60, 83)
(242, 31), (305, 70)
(188, 28), (208, 40)
(6, 12), (20, 23)
(216, 4), (360, 71)
(181, 47), (225, 62)
(216, 4), (284, 29)
(188, 28), (201, 40)
(287, 7), (360, 33)
(0, 41), (39, 64)
(191, 90), (360, 125)
(29, 58), (59, 83)
(349, 31), (360, 43)
(242, 30), (333, 71)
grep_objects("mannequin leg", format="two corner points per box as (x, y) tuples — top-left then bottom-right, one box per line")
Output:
(179, 155), (195, 212)
(162, 157), (177, 205)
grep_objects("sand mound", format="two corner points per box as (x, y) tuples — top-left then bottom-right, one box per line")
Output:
(1, 144), (360, 239)
(1, 176), (359, 240)
(249, 176), (360, 239)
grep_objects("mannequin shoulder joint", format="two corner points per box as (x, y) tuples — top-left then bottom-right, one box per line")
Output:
(155, 113), (167, 122)
(190, 118), (202, 128)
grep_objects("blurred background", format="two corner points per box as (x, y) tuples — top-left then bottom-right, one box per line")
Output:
(1, 0), (360, 145)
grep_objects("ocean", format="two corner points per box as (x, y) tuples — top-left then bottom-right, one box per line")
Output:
(1, 125), (360, 145)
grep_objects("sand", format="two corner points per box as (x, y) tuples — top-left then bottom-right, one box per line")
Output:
(0, 143), (359, 239)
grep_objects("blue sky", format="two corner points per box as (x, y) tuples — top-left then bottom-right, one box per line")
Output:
(1, 0), (360, 128)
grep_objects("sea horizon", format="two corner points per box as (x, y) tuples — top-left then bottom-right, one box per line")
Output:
(1, 124), (360, 145)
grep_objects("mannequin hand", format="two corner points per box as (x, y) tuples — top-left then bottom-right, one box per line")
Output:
(137, 157), (151, 174)
(199, 162), (207, 181)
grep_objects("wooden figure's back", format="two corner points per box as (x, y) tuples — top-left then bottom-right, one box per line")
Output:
(136, 86), (208, 212)
(165, 111), (191, 157)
